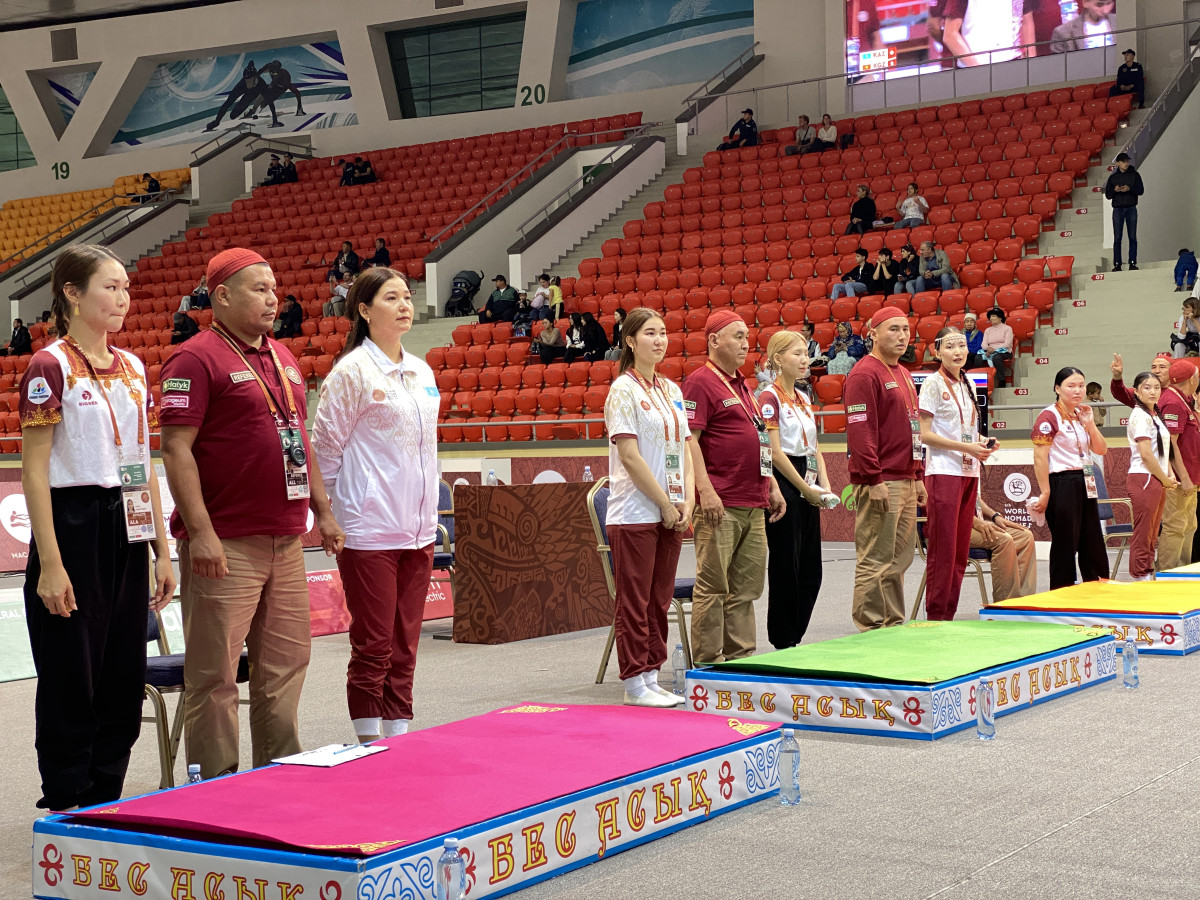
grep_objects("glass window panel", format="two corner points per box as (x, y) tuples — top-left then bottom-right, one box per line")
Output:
(481, 20), (524, 48)
(429, 25), (480, 55)
(403, 33), (428, 56)
(480, 54), (516, 80)
(431, 50), (479, 83)
(406, 62), (430, 88)
(481, 88), (516, 110)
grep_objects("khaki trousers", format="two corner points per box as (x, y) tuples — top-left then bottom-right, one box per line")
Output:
(971, 520), (1037, 601)
(852, 481), (918, 630)
(691, 507), (767, 664)
(1158, 487), (1198, 572)
(181, 535), (311, 778)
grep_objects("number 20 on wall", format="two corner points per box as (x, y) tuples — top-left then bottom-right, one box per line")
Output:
(519, 84), (547, 106)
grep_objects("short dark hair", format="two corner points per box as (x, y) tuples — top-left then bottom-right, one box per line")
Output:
(1115, 152), (1130, 162)
(1086, 382), (1102, 393)
(879, 248), (893, 258)
(854, 247), (867, 257)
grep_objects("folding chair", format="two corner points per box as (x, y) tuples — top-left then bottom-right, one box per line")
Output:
(909, 513), (993, 620)
(588, 478), (694, 683)
(1094, 467), (1134, 577)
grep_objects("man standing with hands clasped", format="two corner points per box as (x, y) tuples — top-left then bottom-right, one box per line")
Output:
(683, 309), (786, 664)
(844, 307), (926, 630)
(160, 247), (345, 779)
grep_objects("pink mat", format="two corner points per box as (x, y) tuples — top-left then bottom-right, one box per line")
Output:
(70, 704), (772, 856)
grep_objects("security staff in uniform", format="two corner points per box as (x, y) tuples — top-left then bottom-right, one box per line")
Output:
(1110, 48), (1145, 108)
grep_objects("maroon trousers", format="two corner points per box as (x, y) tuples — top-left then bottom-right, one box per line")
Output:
(1127, 473), (1166, 580)
(924, 474), (978, 620)
(608, 522), (684, 681)
(337, 545), (434, 721)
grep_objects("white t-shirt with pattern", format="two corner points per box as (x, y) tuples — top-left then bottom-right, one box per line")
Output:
(1127, 406), (1169, 477)
(918, 371), (979, 477)
(604, 371), (689, 526)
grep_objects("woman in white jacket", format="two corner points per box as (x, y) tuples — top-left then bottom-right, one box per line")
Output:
(312, 267), (440, 744)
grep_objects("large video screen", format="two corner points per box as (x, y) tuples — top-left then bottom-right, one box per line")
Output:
(845, 0), (1117, 79)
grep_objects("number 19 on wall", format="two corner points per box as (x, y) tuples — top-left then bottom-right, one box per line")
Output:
(52, 161), (70, 180)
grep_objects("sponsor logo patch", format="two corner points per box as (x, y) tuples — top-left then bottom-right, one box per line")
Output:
(162, 378), (191, 393)
(1038, 421), (1053, 433)
(848, 413), (868, 424)
(26, 377), (51, 405)
(230, 370), (255, 384)
(160, 395), (189, 409)
(285, 366), (302, 385)
(884, 382), (898, 390)
(722, 397), (740, 407)
(684, 400), (696, 409)
(760, 403), (775, 418)
(848, 403), (867, 413)
(372, 389), (386, 402)
(1164, 413), (1179, 421)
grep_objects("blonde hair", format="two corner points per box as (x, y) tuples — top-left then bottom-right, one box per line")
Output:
(765, 329), (807, 372)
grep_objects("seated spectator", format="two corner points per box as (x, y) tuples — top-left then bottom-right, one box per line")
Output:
(563, 313), (588, 363)
(479, 274), (518, 323)
(1173, 298), (1200, 358)
(352, 157), (377, 185)
(39, 310), (51, 323)
(534, 318), (566, 365)
(546, 274), (564, 320)
(1050, 0), (1116, 53)
(979, 308), (1014, 387)
(825, 321), (865, 375)
(135, 172), (160, 204)
(337, 158), (355, 187)
(810, 114), (838, 153)
(846, 185), (877, 236)
(894, 182), (930, 229)
(274, 294), (304, 338)
(610, 308), (627, 355)
(262, 154), (284, 186)
(171, 310), (200, 344)
(717, 109), (758, 151)
(280, 153), (299, 183)
(323, 273), (352, 317)
(869, 248), (898, 294)
(4, 318), (31, 356)
(513, 291), (533, 337)
(326, 240), (360, 281)
(188, 274), (210, 309)
(915, 240), (960, 292)
(784, 114), (817, 156)
(1086, 382), (1107, 428)
(45, 324), (59, 340)
(895, 244), (920, 294)
(962, 312), (984, 369)
(801, 322), (827, 367)
(831, 248), (872, 299)
(1175, 249), (1197, 292)
(581, 311), (610, 361)
(531, 276), (553, 320)
(366, 237), (390, 268)
(1109, 48), (1145, 108)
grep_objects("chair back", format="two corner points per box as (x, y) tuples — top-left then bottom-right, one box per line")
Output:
(1093, 465), (1114, 524)
(586, 477), (615, 599)
(147, 609), (170, 655)
(438, 478), (455, 543)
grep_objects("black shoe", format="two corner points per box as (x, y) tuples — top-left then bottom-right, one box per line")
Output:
(1129, 264), (1139, 271)
(1176, 285), (1184, 292)
(1112, 264), (1122, 272)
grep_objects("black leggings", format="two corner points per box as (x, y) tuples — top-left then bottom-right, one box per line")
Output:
(765, 455), (823, 648)
(26, 486), (149, 810)
(1045, 470), (1110, 590)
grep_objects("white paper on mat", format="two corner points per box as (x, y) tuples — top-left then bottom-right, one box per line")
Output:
(272, 743), (388, 767)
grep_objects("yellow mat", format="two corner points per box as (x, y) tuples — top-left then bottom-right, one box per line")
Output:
(987, 581), (1200, 615)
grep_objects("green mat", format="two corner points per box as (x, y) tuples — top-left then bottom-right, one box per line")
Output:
(710, 621), (1108, 685)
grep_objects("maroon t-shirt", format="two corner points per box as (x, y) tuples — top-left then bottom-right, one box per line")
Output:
(844, 354), (924, 485)
(682, 364), (769, 509)
(1158, 388), (1200, 483)
(158, 328), (311, 540)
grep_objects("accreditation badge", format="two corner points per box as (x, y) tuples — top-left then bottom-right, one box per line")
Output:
(280, 427), (311, 500)
(118, 462), (154, 542)
(665, 452), (685, 503)
(804, 449), (818, 486)
(961, 432), (975, 475)
(910, 413), (923, 461)
(758, 430), (772, 477)
(1082, 463), (1098, 499)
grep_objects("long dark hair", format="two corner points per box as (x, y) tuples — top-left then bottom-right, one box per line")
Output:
(1132, 370), (1172, 462)
(342, 266), (409, 357)
(932, 326), (972, 387)
(616, 308), (664, 375)
(50, 244), (125, 337)
(1053, 366), (1084, 399)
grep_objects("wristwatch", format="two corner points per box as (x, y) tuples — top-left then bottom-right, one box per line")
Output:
(990, 513), (1001, 524)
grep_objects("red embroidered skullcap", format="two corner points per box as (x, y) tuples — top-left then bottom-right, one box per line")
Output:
(207, 248), (269, 290)
(1170, 361), (1197, 385)
(869, 306), (907, 328)
(704, 309), (744, 339)
(1156, 352), (1173, 360)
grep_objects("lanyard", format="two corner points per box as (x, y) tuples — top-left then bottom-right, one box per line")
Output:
(626, 370), (683, 445)
(211, 323), (299, 426)
(771, 382), (812, 450)
(705, 361), (764, 430)
(938, 368), (976, 430)
(1055, 402), (1088, 460)
(61, 336), (144, 453)
(872, 354), (919, 416)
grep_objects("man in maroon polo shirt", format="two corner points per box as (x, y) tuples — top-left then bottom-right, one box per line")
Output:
(844, 307), (927, 630)
(683, 309), (786, 664)
(1109, 351), (1170, 406)
(1155, 362), (1200, 569)
(160, 248), (344, 778)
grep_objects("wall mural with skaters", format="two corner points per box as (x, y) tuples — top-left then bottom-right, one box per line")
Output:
(105, 40), (356, 154)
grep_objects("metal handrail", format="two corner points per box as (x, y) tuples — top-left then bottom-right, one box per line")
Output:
(1116, 43), (1200, 163)
(680, 40), (761, 107)
(427, 125), (649, 248)
(244, 137), (315, 160)
(679, 17), (1200, 121)
(191, 123), (255, 159)
(514, 125), (655, 237)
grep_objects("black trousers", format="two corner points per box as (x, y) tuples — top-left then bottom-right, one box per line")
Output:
(765, 455), (823, 649)
(26, 486), (149, 810)
(1045, 471), (1110, 590)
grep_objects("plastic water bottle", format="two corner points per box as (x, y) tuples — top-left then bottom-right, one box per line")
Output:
(672, 643), (687, 696)
(186, 764), (202, 785)
(485, 469), (497, 486)
(435, 838), (465, 900)
(582, 466), (593, 482)
(976, 678), (996, 741)
(777, 728), (801, 805)
(1123, 638), (1139, 689)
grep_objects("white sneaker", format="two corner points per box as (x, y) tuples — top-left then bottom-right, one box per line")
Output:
(648, 683), (687, 705)
(623, 690), (678, 708)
